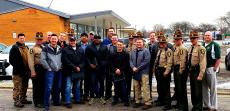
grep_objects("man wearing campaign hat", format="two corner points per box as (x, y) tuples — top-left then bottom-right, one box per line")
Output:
(153, 36), (173, 110)
(187, 30), (206, 111)
(172, 30), (188, 111)
(28, 32), (45, 108)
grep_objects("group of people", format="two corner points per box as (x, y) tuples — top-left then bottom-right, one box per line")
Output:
(9, 27), (221, 111)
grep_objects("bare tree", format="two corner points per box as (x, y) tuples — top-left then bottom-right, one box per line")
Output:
(152, 24), (165, 32)
(169, 21), (194, 34)
(217, 13), (230, 33)
(198, 23), (217, 33)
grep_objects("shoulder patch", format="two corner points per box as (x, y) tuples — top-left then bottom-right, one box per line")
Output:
(179, 49), (183, 55)
(29, 49), (33, 54)
(200, 49), (205, 54)
(167, 52), (172, 57)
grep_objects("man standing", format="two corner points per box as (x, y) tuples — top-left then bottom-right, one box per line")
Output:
(79, 33), (91, 101)
(130, 38), (152, 110)
(105, 33), (118, 100)
(173, 30), (188, 111)
(202, 31), (220, 111)
(188, 30), (206, 111)
(86, 35), (108, 105)
(57, 32), (68, 48)
(28, 32), (46, 108)
(10, 33), (32, 108)
(154, 36), (173, 110)
(41, 34), (62, 111)
(62, 36), (85, 108)
(102, 27), (115, 45)
(147, 32), (157, 98)
(43, 31), (53, 45)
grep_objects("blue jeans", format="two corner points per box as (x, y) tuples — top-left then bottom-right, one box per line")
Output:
(65, 76), (81, 104)
(113, 79), (128, 103)
(90, 69), (105, 98)
(44, 70), (62, 107)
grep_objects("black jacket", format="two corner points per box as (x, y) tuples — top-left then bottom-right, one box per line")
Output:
(61, 45), (85, 78)
(9, 42), (29, 76)
(85, 43), (108, 70)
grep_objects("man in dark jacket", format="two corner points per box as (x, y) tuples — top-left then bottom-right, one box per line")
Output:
(62, 36), (85, 108)
(86, 35), (108, 105)
(109, 40), (130, 106)
(9, 33), (32, 108)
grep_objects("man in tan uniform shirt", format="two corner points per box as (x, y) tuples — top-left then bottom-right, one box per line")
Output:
(28, 32), (46, 108)
(173, 30), (188, 111)
(188, 30), (206, 111)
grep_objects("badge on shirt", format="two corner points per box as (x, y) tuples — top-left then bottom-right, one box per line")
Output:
(167, 52), (171, 57)
(179, 50), (183, 55)
(200, 49), (205, 54)
(29, 49), (33, 54)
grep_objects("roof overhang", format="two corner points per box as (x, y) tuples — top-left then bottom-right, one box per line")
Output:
(70, 10), (130, 28)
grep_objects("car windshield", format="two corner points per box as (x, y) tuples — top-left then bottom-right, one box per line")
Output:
(1, 42), (35, 54)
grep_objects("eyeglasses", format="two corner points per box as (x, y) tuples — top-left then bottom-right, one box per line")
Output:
(204, 35), (211, 36)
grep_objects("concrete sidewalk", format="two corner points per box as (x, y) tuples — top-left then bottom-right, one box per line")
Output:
(0, 89), (230, 111)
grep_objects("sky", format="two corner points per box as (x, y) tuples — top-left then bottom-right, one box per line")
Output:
(22, 0), (230, 30)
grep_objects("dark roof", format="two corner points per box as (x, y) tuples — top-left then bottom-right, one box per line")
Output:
(0, 0), (70, 18)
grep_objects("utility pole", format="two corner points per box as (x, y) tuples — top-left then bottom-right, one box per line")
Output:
(48, 0), (54, 8)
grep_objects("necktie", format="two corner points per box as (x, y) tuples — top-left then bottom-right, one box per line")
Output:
(188, 46), (194, 67)
(136, 50), (139, 65)
(156, 50), (162, 66)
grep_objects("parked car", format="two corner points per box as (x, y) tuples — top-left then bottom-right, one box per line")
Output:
(225, 48), (230, 70)
(222, 38), (230, 45)
(0, 43), (7, 52)
(0, 42), (35, 80)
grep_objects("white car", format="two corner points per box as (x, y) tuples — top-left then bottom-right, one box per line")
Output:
(0, 42), (35, 79)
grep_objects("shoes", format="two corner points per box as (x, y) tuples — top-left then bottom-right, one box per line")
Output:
(21, 99), (32, 104)
(142, 104), (152, 110)
(88, 98), (94, 105)
(65, 103), (72, 108)
(162, 106), (172, 110)
(99, 97), (106, 105)
(203, 107), (211, 110)
(83, 96), (90, 101)
(172, 104), (179, 108)
(14, 101), (24, 108)
(35, 104), (45, 108)
(44, 106), (49, 111)
(133, 103), (142, 108)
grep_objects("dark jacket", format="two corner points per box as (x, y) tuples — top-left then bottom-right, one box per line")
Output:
(57, 41), (68, 48)
(130, 48), (151, 80)
(85, 43), (108, 70)
(109, 51), (130, 81)
(62, 45), (85, 78)
(9, 42), (29, 76)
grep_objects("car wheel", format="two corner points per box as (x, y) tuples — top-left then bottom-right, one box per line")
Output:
(225, 56), (230, 70)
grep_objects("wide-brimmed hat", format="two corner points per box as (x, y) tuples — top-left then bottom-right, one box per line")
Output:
(173, 30), (183, 39)
(35, 32), (43, 40)
(189, 30), (199, 38)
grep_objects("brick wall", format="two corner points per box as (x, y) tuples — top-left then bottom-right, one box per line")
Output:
(0, 8), (69, 45)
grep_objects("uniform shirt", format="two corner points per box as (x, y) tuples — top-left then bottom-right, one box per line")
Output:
(28, 45), (43, 74)
(173, 45), (188, 74)
(126, 43), (136, 55)
(154, 47), (173, 75)
(187, 43), (206, 77)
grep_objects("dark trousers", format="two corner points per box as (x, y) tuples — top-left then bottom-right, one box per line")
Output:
(113, 79), (128, 103)
(174, 65), (188, 111)
(190, 67), (203, 111)
(155, 67), (171, 107)
(32, 64), (45, 106)
(125, 69), (132, 97)
(148, 66), (153, 98)
(105, 67), (113, 99)
(90, 68), (105, 98)
(61, 71), (66, 102)
(83, 68), (91, 97)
